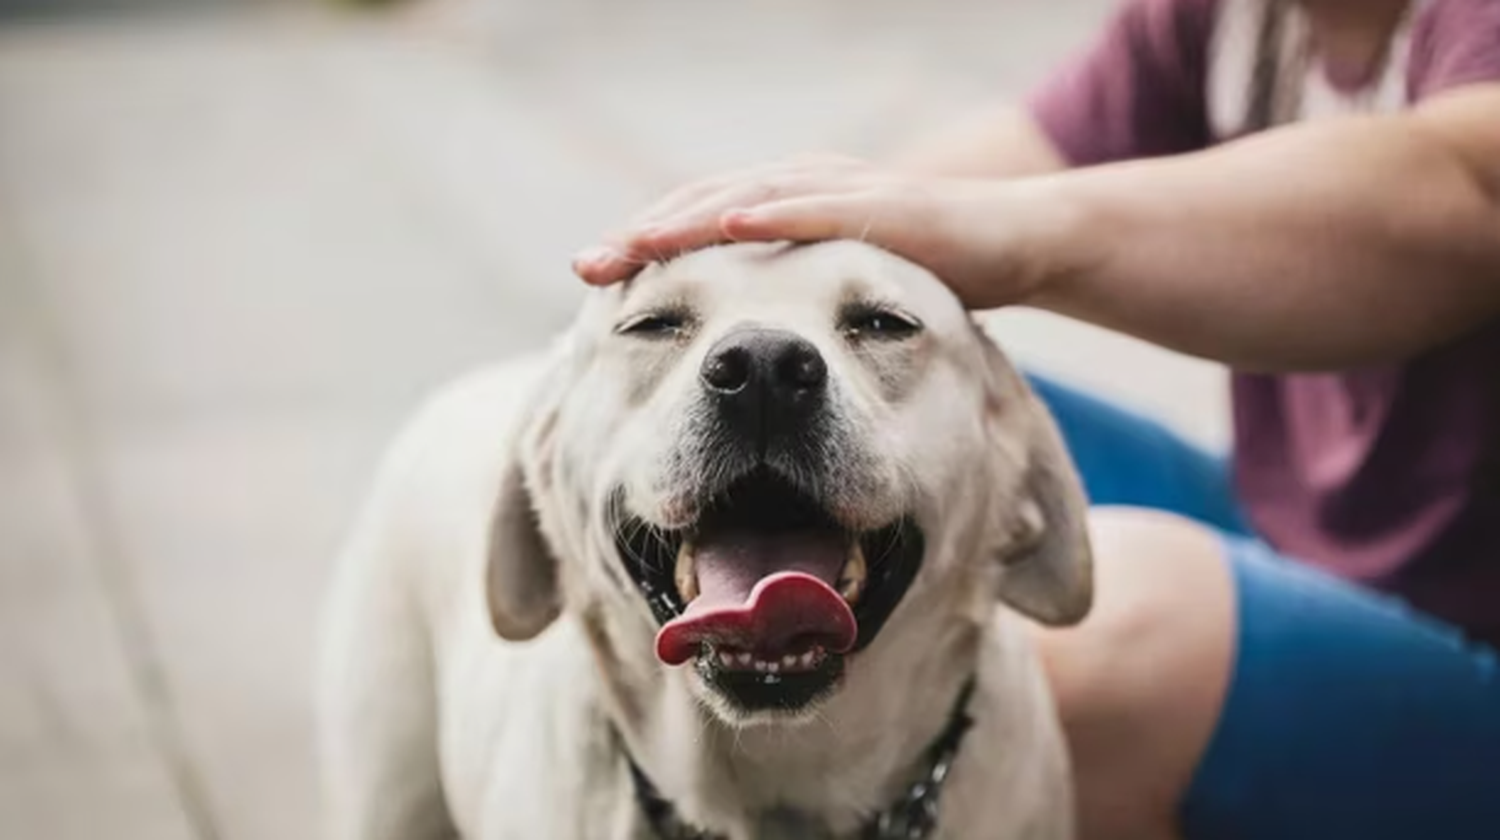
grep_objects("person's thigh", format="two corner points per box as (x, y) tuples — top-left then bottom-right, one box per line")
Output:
(1038, 508), (1500, 840)
(1183, 537), (1500, 840)
(1026, 373), (1250, 535)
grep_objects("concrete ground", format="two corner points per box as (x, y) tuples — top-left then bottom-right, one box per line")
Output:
(0, 1), (1225, 837)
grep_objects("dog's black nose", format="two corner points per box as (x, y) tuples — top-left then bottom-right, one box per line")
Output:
(701, 328), (827, 440)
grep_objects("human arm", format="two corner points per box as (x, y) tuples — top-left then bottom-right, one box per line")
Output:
(575, 84), (1500, 371)
(1024, 83), (1500, 370)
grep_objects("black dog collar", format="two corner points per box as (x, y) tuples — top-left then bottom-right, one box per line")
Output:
(625, 677), (977, 840)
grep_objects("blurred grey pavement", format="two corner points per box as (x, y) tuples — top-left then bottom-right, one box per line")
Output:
(0, 2), (1225, 837)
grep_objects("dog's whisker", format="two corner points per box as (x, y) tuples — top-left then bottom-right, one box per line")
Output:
(646, 524), (673, 571)
(621, 540), (650, 573)
(809, 706), (842, 741)
(618, 520), (669, 577)
(620, 519), (646, 556)
(870, 520), (904, 570)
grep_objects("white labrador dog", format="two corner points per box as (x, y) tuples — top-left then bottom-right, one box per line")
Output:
(317, 241), (1093, 840)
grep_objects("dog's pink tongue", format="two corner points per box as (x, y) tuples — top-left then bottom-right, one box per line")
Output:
(655, 531), (857, 667)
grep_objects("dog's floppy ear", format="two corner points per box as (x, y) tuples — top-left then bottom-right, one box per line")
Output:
(485, 356), (572, 641)
(979, 333), (1094, 626)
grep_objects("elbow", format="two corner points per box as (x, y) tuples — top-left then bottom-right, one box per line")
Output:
(1407, 90), (1500, 272)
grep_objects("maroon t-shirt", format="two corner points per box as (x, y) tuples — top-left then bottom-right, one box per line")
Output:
(1029, 0), (1500, 645)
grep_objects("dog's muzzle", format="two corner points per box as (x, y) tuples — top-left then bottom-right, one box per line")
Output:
(611, 326), (927, 713)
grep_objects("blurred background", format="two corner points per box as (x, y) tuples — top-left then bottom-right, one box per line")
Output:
(0, 0), (1225, 837)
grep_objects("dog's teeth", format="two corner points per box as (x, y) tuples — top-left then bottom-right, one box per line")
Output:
(782, 654), (798, 669)
(838, 541), (868, 604)
(674, 540), (698, 603)
(754, 660), (767, 672)
(800, 651), (816, 667)
(737, 652), (753, 666)
(719, 651), (734, 667)
(766, 661), (780, 674)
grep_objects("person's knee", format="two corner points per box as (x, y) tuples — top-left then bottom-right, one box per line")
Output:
(1048, 507), (1232, 694)
(1033, 507), (1237, 840)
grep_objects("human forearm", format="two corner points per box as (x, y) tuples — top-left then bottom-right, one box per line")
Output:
(1029, 92), (1500, 370)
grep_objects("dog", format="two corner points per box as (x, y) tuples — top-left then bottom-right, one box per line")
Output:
(317, 240), (1093, 840)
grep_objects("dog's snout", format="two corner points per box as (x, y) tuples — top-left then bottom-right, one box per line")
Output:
(701, 328), (826, 440)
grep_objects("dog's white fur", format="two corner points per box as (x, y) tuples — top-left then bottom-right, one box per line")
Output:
(317, 242), (1092, 840)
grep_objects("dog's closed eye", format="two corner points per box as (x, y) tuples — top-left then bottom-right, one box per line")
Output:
(616, 308), (692, 339)
(839, 304), (923, 342)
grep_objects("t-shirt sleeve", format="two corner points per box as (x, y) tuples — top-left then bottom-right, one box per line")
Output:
(1027, 0), (1217, 166)
(1409, 0), (1500, 101)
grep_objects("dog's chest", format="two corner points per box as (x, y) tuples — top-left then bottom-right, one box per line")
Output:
(753, 809), (836, 840)
(445, 621), (1070, 840)
(463, 714), (1066, 840)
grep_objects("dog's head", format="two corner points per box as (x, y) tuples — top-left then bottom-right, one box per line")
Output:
(489, 242), (1091, 725)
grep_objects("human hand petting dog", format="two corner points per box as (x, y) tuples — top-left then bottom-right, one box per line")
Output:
(572, 156), (1079, 311)
(578, 87), (1500, 373)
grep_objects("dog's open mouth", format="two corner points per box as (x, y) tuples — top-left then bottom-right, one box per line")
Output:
(614, 469), (924, 711)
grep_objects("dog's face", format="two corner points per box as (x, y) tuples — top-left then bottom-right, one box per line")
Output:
(488, 242), (1090, 725)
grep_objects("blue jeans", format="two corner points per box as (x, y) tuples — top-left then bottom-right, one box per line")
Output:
(1027, 374), (1500, 840)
